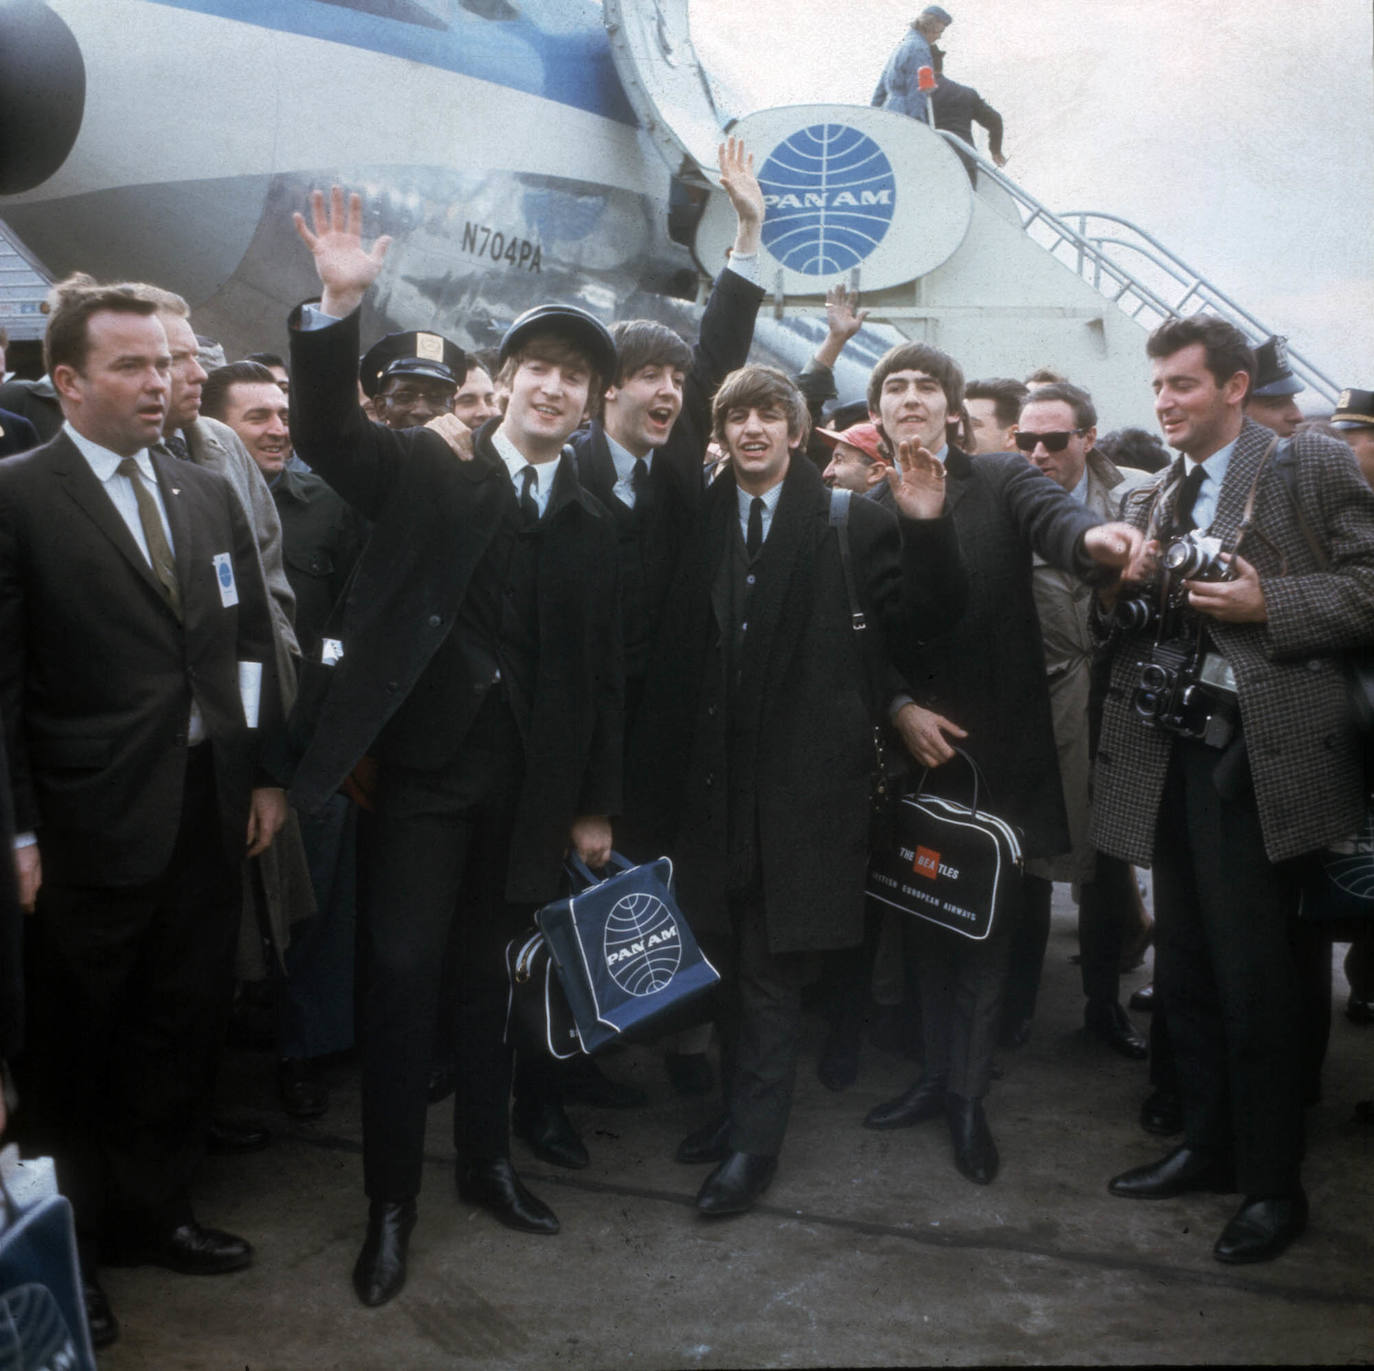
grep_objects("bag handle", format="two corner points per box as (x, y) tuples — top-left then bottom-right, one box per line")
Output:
(566, 850), (634, 889)
(915, 744), (989, 815)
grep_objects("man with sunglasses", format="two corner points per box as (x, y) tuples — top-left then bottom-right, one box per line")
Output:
(862, 343), (1143, 1187)
(1003, 384), (1152, 1060)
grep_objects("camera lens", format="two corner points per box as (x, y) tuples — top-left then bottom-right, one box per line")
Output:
(1135, 690), (1160, 718)
(1139, 663), (1169, 692)
(1163, 541), (1200, 578)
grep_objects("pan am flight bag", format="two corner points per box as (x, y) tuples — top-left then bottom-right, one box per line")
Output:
(866, 748), (1023, 941)
(506, 853), (720, 1058)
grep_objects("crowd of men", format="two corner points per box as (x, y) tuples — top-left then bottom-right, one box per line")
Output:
(1, 139), (1373, 1352)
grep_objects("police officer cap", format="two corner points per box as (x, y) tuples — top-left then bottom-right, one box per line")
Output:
(1251, 335), (1304, 398)
(921, 5), (953, 25)
(498, 304), (617, 384)
(1332, 388), (1374, 432)
(359, 330), (467, 400)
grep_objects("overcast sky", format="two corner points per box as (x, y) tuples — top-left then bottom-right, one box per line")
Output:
(692, 0), (1374, 402)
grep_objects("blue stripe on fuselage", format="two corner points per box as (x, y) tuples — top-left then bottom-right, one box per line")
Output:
(145, 0), (638, 125)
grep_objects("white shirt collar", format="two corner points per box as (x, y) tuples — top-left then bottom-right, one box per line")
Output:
(736, 479), (783, 521)
(1181, 435), (1238, 482)
(491, 424), (559, 500)
(605, 428), (652, 487)
(64, 420), (154, 483)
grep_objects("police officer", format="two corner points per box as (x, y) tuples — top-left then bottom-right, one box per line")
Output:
(1246, 335), (1304, 438)
(359, 330), (467, 430)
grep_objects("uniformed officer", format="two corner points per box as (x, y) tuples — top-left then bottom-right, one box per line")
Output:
(359, 329), (467, 430)
(1246, 335), (1304, 438)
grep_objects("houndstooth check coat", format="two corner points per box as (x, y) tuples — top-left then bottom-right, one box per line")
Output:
(1091, 418), (1374, 866)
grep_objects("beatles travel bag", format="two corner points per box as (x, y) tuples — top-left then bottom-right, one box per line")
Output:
(507, 853), (720, 1058)
(866, 749), (1023, 942)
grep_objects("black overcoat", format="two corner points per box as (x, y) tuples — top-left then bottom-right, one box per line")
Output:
(910, 447), (1103, 858)
(627, 456), (965, 954)
(287, 310), (622, 904)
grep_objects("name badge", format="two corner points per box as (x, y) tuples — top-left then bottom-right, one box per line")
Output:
(212, 552), (239, 607)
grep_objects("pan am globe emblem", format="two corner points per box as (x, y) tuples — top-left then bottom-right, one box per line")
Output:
(759, 124), (897, 276)
(603, 891), (682, 996)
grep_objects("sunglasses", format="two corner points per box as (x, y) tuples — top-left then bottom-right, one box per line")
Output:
(1014, 429), (1084, 453)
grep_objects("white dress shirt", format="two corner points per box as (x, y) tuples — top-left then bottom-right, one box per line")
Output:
(491, 425), (558, 517)
(736, 480), (783, 546)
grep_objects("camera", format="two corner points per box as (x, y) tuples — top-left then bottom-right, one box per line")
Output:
(1163, 531), (1230, 583)
(1114, 596), (1157, 633)
(1132, 640), (1239, 748)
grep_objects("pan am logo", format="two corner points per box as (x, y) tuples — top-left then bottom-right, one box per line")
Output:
(759, 124), (896, 276)
(603, 892), (682, 996)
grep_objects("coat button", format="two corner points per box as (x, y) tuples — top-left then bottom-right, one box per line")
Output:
(428, 614), (442, 628)
(746, 574), (756, 586)
(1307, 659), (1323, 672)
(707, 704), (717, 718)
(705, 772), (715, 788)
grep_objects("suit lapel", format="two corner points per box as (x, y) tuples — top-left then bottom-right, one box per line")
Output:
(576, 424), (618, 505)
(52, 435), (176, 615)
(942, 446), (974, 516)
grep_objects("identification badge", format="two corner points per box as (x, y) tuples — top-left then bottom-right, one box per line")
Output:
(320, 638), (345, 666)
(212, 552), (239, 607)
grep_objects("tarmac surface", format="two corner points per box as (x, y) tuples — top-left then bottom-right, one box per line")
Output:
(94, 890), (1373, 1369)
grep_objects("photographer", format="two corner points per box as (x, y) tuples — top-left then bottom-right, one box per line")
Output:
(1092, 316), (1374, 1265)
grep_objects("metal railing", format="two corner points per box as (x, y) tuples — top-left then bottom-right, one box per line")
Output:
(936, 133), (1340, 404)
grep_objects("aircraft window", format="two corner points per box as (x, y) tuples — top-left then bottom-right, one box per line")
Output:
(315, 0), (450, 29)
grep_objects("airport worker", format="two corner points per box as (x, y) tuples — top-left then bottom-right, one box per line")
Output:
(1, 277), (287, 1348)
(359, 328), (467, 429)
(860, 341), (1145, 1185)
(287, 187), (623, 1307)
(626, 362), (966, 1216)
(1245, 334), (1304, 439)
(871, 6), (952, 123)
(1097, 315), (1374, 1264)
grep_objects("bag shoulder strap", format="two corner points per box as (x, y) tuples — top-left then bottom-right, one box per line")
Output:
(1271, 437), (1331, 570)
(828, 488), (865, 632)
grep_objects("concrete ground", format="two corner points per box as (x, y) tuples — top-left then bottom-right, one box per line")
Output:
(95, 891), (1373, 1369)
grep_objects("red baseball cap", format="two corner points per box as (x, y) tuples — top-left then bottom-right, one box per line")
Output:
(815, 421), (887, 465)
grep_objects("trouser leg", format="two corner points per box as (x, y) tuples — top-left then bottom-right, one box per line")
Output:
(1002, 873), (1052, 1026)
(1079, 853), (1134, 1005)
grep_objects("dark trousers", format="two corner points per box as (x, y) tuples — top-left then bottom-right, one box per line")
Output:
(275, 792), (358, 1060)
(905, 874), (1021, 1099)
(22, 747), (238, 1247)
(1000, 873), (1052, 1027)
(703, 885), (819, 1157)
(1152, 738), (1310, 1196)
(359, 695), (529, 1202)
(1078, 853), (1135, 1006)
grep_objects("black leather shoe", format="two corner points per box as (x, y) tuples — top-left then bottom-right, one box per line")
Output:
(427, 1061), (456, 1104)
(135, 1221), (254, 1274)
(278, 1057), (329, 1120)
(696, 1151), (776, 1216)
(1129, 982), (1155, 1012)
(1139, 1088), (1183, 1136)
(205, 1116), (271, 1154)
(82, 1275), (119, 1348)
(456, 1158), (559, 1235)
(562, 1057), (649, 1109)
(863, 1073), (947, 1130)
(664, 1051), (714, 1098)
(1084, 1001), (1149, 1060)
(513, 1099), (589, 1170)
(1213, 1192), (1307, 1264)
(946, 1095), (998, 1185)
(1109, 1145), (1235, 1199)
(676, 1113), (732, 1164)
(352, 1199), (416, 1306)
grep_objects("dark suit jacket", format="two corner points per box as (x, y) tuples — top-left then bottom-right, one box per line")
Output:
(910, 447), (1103, 858)
(571, 267), (763, 678)
(628, 455), (965, 954)
(1093, 419), (1374, 866)
(0, 433), (280, 886)
(0, 408), (39, 459)
(287, 310), (623, 904)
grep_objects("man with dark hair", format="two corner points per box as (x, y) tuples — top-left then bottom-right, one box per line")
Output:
(1097, 426), (1170, 474)
(1096, 314), (1374, 1264)
(288, 187), (623, 1305)
(243, 351), (290, 395)
(964, 377), (1027, 454)
(629, 361), (964, 1216)
(203, 359), (365, 1119)
(1, 278), (285, 1347)
(452, 361), (500, 429)
(861, 339), (1143, 1185)
(1005, 381), (1151, 1058)
(360, 329), (467, 430)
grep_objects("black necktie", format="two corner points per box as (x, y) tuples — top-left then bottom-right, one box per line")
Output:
(519, 464), (539, 525)
(746, 496), (764, 558)
(631, 457), (650, 511)
(163, 431), (191, 462)
(1173, 463), (1206, 534)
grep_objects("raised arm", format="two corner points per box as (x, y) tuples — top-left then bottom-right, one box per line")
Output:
(292, 186), (392, 320)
